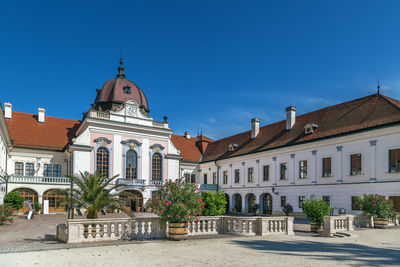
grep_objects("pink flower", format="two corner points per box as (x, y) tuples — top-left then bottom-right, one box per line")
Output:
(194, 213), (197, 216)
(195, 218), (199, 223)
(158, 200), (161, 204)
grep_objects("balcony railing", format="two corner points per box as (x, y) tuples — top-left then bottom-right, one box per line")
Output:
(115, 178), (146, 190)
(150, 180), (164, 186)
(199, 184), (218, 191)
(7, 175), (71, 185)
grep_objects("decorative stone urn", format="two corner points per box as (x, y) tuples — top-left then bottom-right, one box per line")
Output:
(310, 222), (323, 233)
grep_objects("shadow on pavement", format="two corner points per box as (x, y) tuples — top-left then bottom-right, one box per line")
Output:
(232, 239), (400, 265)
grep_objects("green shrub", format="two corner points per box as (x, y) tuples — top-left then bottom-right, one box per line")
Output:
(201, 191), (227, 216)
(356, 194), (395, 219)
(4, 192), (24, 211)
(301, 199), (332, 223)
(0, 204), (14, 225)
(34, 202), (41, 212)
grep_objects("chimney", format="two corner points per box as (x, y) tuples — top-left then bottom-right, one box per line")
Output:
(286, 106), (296, 130)
(184, 131), (191, 139)
(38, 108), (45, 123)
(4, 102), (12, 119)
(251, 118), (259, 139)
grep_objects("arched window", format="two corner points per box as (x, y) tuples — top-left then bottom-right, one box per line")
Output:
(126, 149), (137, 179)
(96, 147), (109, 177)
(152, 153), (162, 180)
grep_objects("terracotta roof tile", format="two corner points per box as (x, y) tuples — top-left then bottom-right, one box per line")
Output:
(171, 134), (213, 162)
(202, 93), (400, 162)
(6, 112), (81, 151)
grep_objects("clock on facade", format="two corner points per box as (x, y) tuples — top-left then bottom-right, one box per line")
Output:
(127, 106), (137, 117)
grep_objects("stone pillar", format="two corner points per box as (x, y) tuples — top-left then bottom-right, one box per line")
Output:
(256, 159), (260, 186)
(241, 162), (245, 188)
(290, 154), (295, 185)
(369, 140), (377, 182)
(312, 150), (317, 184)
(272, 157), (277, 186)
(336, 146), (343, 183)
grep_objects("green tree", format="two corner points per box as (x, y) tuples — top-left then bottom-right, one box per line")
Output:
(60, 172), (123, 219)
(301, 199), (332, 223)
(4, 191), (24, 211)
(201, 191), (227, 216)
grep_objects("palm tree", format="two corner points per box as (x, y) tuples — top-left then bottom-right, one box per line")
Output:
(61, 171), (124, 219)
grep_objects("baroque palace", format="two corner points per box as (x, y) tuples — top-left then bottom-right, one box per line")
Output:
(0, 60), (400, 216)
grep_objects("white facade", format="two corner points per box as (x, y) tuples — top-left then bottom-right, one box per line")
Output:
(198, 124), (400, 216)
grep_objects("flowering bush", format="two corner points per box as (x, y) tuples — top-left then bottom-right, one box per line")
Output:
(356, 194), (395, 219)
(0, 204), (14, 225)
(282, 203), (293, 216)
(151, 178), (204, 223)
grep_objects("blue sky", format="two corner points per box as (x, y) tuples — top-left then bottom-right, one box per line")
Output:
(1, 0), (400, 140)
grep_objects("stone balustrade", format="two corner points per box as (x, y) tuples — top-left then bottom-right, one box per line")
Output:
(322, 215), (354, 237)
(353, 214), (399, 228)
(8, 174), (70, 185)
(57, 215), (295, 243)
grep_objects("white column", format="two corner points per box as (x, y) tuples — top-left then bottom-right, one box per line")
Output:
(241, 162), (245, 188)
(142, 139), (150, 182)
(229, 164), (233, 188)
(312, 150), (317, 184)
(256, 159), (260, 186)
(113, 135), (122, 177)
(290, 153), (295, 185)
(369, 140), (377, 182)
(336, 146), (343, 183)
(272, 157), (277, 186)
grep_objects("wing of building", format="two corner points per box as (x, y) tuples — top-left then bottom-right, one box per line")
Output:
(0, 61), (399, 216)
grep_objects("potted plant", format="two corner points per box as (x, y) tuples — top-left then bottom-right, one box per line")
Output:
(282, 203), (293, 216)
(252, 204), (260, 216)
(301, 199), (332, 232)
(357, 194), (395, 228)
(151, 178), (203, 241)
(34, 202), (41, 215)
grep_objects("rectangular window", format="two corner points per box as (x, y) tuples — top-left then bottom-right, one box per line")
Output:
(389, 149), (400, 173)
(248, 167), (253, 182)
(223, 171), (228, 184)
(15, 162), (24, 176)
(213, 172), (217, 184)
(203, 174), (207, 184)
(190, 174), (196, 184)
(299, 160), (308, 179)
(184, 173), (190, 183)
(350, 153), (362, 175)
(322, 157), (332, 177)
(281, 196), (287, 207)
(25, 163), (34, 176)
(234, 169), (240, 183)
(53, 164), (61, 177)
(322, 196), (330, 206)
(43, 164), (52, 177)
(299, 196), (305, 208)
(263, 165), (269, 181)
(280, 163), (287, 180)
(351, 196), (361, 211)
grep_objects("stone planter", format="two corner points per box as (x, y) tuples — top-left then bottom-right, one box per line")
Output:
(310, 222), (323, 233)
(373, 217), (388, 229)
(168, 222), (188, 241)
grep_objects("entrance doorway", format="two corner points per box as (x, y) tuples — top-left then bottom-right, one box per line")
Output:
(262, 193), (273, 215)
(233, 194), (242, 213)
(119, 190), (143, 212)
(43, 189), (65, 213)
(224, 194), (230, 214)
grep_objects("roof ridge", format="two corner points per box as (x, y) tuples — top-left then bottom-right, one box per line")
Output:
(12, 111), (80, 122)
(379, 94), (400, 110)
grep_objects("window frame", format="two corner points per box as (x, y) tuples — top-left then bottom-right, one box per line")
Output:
(212, 172), (217, 184)
(322, 196), (331, 206)
(15, 162), (24, 176)
(25, 163), (35, 177)
(299, 160), (308, 179)
(96, 147), (110, 177)
(203, 173), (208, 184)
(280, 163), (287, 180)
(53, 164), (62, 177)
(151, 152), (163, 181)
(298, 196), (305, 208)
(247, 167), (254, 183)
(280, 196), (287, 207)
(190, 173), (196, 184)
(234, 169), (240, 183)
(263, 165), (269, 181)
(350, 153), (362, 176)
(43, 164), (52, 177)
(223, 171), (228, 184)
(351, 196), (361, 211)
(389, 148), (400, 173)
(126, 149), (138, 179)
(322, 157), (332, 177)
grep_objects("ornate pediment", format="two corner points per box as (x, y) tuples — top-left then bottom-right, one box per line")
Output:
(94, 137), (112, 146)
(121, 139), (142, 150)
(150, 143), (165, 153)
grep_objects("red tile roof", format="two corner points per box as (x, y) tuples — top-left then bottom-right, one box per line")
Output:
(202, 93), (400, 162)
(171, 134), (213, 162)
(6, 112), (81, 151)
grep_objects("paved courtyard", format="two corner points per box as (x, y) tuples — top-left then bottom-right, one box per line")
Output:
(1, 214), (399, 266)
(0, 227), (399, 266)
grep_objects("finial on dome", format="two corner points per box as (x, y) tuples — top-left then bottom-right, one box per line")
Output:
(117, 54), (126, 79)
(377, 78), (380, 95)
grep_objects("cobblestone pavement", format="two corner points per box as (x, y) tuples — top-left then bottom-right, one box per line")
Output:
(0, 228), (399, 266)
